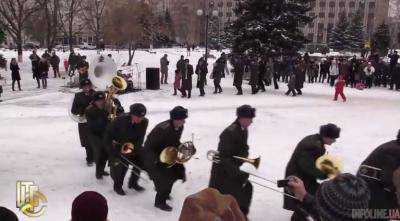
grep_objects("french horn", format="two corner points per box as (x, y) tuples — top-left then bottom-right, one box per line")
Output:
(316, 154), (343, 179)
(159, 141), (196, 167)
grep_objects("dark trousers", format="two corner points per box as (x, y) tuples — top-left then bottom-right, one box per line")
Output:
(78, 123), (93, 163)
(41, 77), (48, 89)
(329, 75), (337, 87)
(273, 73), (279, 89)
(251, 84), (258, 94)
(198, 86), (205, 96)
(365, 76), (373, 88)
(35, 77), (41, 88)
(235, 85), (243, 94)
(110, 157), (141, 189)
(258, 78), (268, 91)
(154, 178), (175, 205)
(12, 80), (21, 91)
(213, 78), (222, 93)
(286, 87), (296, 96)
(88, 133), (108, 177)
(52, 66), (60, 78)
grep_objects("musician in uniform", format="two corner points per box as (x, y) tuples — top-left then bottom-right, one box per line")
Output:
(71, 79), (96, 166)
(283, 123), (341, 221)
(209, 105), (256, 217)
(143, 106), (188, 212)
(85, 92), (111, 179)
(104, 103), (148, 195)
(357, 130), (400, 218)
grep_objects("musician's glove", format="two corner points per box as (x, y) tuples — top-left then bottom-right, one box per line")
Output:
(287, 176), (307, 201)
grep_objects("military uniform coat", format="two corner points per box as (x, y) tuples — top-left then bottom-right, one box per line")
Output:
(71, 89), (95, 147)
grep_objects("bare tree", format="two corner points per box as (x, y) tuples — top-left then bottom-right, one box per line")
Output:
(0, 0), (40, 61)
(59, 0), (82, 51)
(79, 0), (106, 49)
(104, 0), (153, 65)
(389, 0), (400, 48)
(32, 0), (60, 51)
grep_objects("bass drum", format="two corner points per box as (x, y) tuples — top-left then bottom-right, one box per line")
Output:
(88, 55), (118, 90)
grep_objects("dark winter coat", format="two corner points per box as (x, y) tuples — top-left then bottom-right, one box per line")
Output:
(196, 60), (208, 88)
(143, 120), (186, 186)
(50, 55), (60, 68)
(249, 61), (259, 85)
(389, 54), (399, 66)
(177, 58), (186, 75)
(182, 64), (194, 90)
(104, 115), (148, 164)
(69, 53), (78, 68)
(232, 57), (245, 87)
(160, 56), (169, 73)
(294, 66), (305, 90)
(85, 104), (110, 138)
(42, 52), (51, 60)
(29, 53), (41, 78)
(71, 90), (95, 148)
(209, 120), (253, 215)
(38, 60), (49, 78)
(283, 134), (327, 211)
(258, 60), (267, 80)
(357, 139), (400, 210)
(10, 63), (21, 81)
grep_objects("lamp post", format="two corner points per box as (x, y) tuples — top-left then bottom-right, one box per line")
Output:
(197, 0), (218, 62)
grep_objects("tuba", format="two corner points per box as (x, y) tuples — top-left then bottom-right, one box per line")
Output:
(159, 141), (196, 167)
(89, 55), (127, 121)
(316, 154), (343, 179)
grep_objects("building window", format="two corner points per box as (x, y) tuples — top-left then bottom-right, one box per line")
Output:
(319, 1), (326, 8)
(219, 11), (224, 17)
(227, 1), (233, 7)
(218, 1), (223, 7)
(339, 1), (345, 7)
(309, 12), (315, 17)
(349, 1), (355, 7)
(227, 12), (232, 17)
(329, 1), (335, 8)
(369, 2), (375, 9)
(319, 12), (325, 18)
(307, 33), (314, 41)
(317, 34), (324, 43)
(318, 23), (324, 31)
(328, 12), (334, 18)
(327, 23), (334, 31)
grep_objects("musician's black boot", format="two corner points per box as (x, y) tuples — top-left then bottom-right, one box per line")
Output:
(128, 183), (145, 192)
(102, 171), (110, 176)
(155, 194), (172, 212)
(113, 183), (126, 196)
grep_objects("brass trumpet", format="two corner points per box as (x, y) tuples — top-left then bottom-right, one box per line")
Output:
(121, 142), (134, 155)
(316, 154), (343, 179)
(207, 150), (261, 169)
(159, 141), (196, 167)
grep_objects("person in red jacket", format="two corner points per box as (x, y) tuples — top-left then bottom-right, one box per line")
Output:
(334, 75), (346, 102)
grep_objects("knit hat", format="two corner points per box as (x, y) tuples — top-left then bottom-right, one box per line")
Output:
(316, 173), (370, 221)
(320, 124), (341, 139)
(0, 207), (18, 221)
(130, 103), (146, 117)
(170, 106), (188, 120)
(71, 191), (108, 221)
(236, 105), (256, 119)
(80, 79), (92, 88)
(93, 92), (106, 102)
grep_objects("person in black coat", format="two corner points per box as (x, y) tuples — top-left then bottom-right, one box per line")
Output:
(284, 123), (341, 221)
(209, 105), (256, 217)
(50, 52), (60, 78)
(143, 106), (188, 212)
(357, 130), (400, 218)
(104, 103), (148, 195)
(181, 59), (194, 98)
(258, 57), (268, 92)
(29, 50), (41, 88)
(249, 58), (259, 94)
(38, 58), (49, 89)
(71, 79), (96, 166)
(10, 58), (21, 91)
(231, 54), (245, 95)
(195, 57), (208, 96)
(85, 92), (111, 179)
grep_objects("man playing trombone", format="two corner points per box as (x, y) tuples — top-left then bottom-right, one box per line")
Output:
(209, 105), (256, 217)
(71, 79), (95, 166)
(283, 123), (341, 221)
(143, 106), (188, 212)
(104, 103), (148, 195)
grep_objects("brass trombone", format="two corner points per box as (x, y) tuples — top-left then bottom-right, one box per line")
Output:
(206, 150), (261, 169)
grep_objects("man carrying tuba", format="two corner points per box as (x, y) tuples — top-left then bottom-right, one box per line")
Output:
(71, 79), (96, 166)
(208, 105), (256, 218)
(283, 123), (341, 221)
(104, 103), (148, 196)
(143, 106), (188, 212)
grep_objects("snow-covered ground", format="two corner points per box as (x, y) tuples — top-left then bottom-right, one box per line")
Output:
(0, 48), (399, 221)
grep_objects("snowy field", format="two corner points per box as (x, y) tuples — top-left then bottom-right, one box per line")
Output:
(0, 48), (399, 221)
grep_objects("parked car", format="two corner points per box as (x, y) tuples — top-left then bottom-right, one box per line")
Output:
(78, 43), (96, 50)
(54, 44), (70, 51)
(23, 42), (40, 49)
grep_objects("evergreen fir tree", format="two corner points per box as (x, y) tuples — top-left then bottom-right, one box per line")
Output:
(372, 23), (391, 56)
(328, 17), (350, 51)
(346, 10), (364, 52)
(226, 0), (314, 57)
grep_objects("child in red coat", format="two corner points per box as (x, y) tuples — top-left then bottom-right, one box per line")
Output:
(334, 75), (346, 102)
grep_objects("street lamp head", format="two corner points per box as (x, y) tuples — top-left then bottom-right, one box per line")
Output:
(197, 9), (204, 16)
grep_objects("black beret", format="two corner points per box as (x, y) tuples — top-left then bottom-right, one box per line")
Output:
(129, 103), (146, 117)
(320, 123), (341, 139)
(170, 106), (188, 120)
(80, 79), (92, 87)
(93, 92), (106, 101)
(236, 105), (256, 118)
